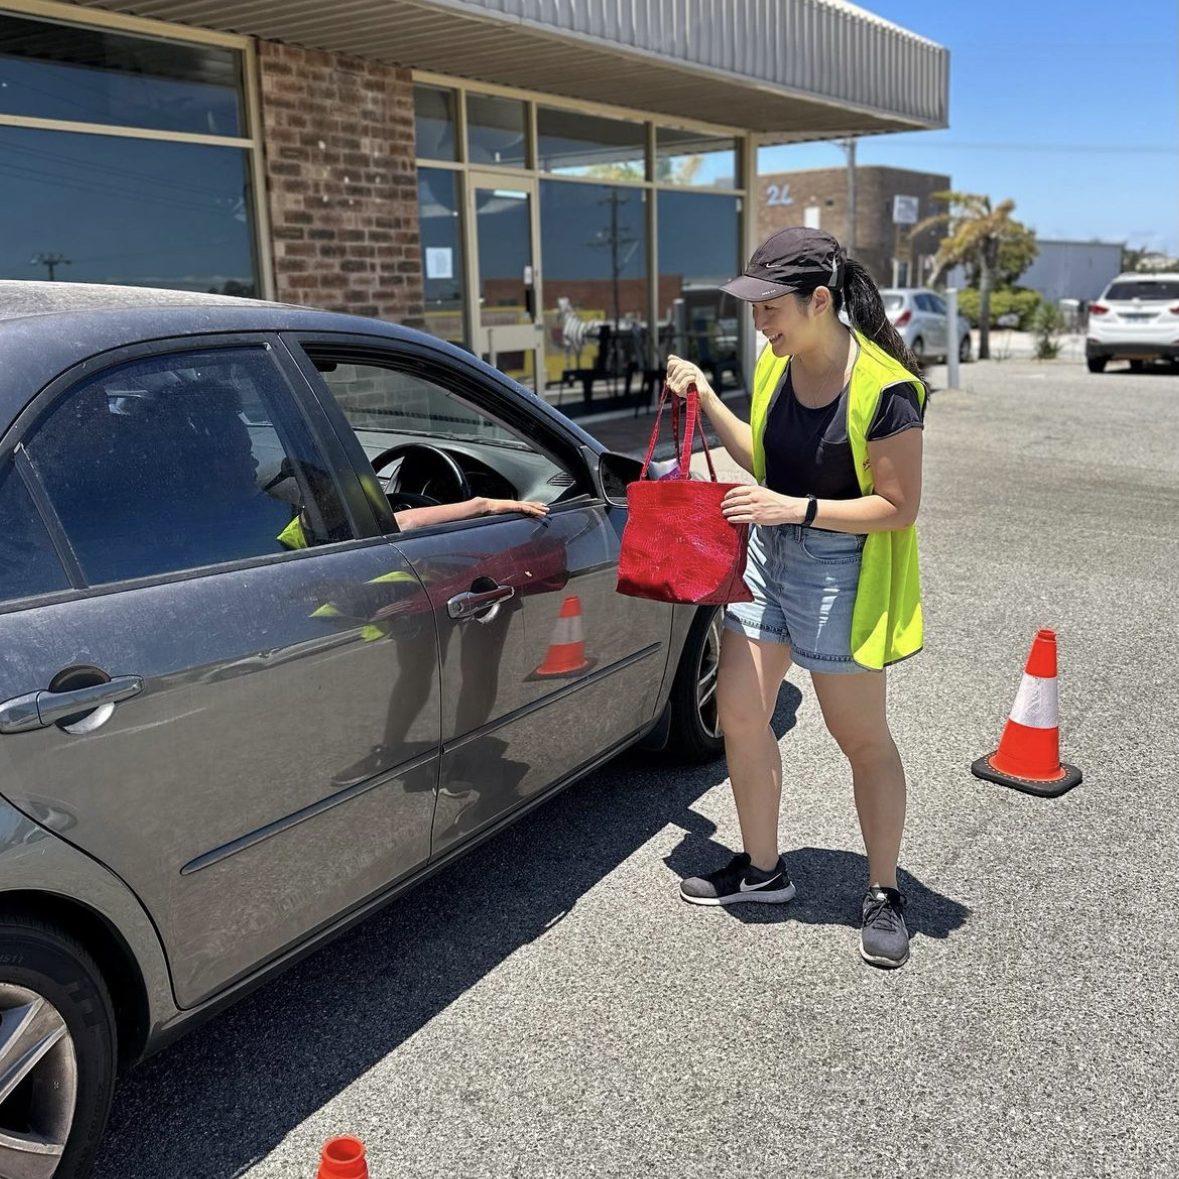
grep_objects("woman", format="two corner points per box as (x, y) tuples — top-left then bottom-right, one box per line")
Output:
(667, 226), (925, 969)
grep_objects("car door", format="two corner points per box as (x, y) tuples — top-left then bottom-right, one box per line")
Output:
(287, 334), (673, 857)
(0, 337), (439, 1008)
(916, 293), (946, 355)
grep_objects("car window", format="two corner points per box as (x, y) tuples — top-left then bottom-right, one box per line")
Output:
(883, 294), (904, 311)
(914, 293), (935, 313)
(1104, 280), (1179, 301)
(928, 294), (947, 315)
(0, 461), (70, 605)
(311, 357), (578, 507)
(23, 347), (353, 586)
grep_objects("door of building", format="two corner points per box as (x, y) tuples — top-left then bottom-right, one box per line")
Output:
(467, 172), (544, 390)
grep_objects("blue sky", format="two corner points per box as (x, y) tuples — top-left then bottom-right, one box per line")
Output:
(758, 0), (1179, 256)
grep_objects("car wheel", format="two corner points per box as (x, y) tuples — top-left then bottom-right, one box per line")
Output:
(1087, 357), (1107, 373)
(958, 333), (972, 363)
(0, 915), (117, 1179)
(665, 607), (725, 762)
(911, 336), (924, 361)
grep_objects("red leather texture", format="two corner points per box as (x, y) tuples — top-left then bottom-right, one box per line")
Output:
(616, 384), (753, 605)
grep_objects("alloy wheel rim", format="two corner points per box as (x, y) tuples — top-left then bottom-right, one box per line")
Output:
(695, 613), (723, 739)
(0, 985), (77, 1179)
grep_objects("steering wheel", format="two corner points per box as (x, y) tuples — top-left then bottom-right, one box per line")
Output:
(370, 442), (471, 507)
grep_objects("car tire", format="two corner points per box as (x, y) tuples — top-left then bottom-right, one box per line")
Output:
(958, 334), (972, 363)
(911, 336), (924, 361)
(665, 607), (725, 763)
(1087, 357), (1107, 373)
(0, 914), (117, 1179)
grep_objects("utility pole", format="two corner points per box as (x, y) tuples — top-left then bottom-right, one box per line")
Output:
(30, 252), (70, 281)
(590, 190), (637, 378)
(836, 138), (857, 254)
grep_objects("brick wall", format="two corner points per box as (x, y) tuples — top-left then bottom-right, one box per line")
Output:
(757, 167), (950, 288)
(257, 40), (424, 325)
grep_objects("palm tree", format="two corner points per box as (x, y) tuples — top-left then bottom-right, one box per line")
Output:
(914, 192), (1037, 360)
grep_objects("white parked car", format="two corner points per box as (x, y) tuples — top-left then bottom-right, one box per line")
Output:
(881, 288), (972, 365)
(1085, 272), (1179, 372)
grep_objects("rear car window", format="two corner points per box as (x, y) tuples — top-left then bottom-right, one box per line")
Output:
(23, 348), (352, 586)
(883, 294), (904, 311)
(0, 461), (70, 605)
(1104, 280), (1179, 301)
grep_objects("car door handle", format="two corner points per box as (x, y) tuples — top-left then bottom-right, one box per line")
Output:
(0, 676), (144, 734)
(447, 584), (515, 622)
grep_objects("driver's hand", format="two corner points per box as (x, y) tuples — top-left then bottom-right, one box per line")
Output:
(485, 499), (548, 518)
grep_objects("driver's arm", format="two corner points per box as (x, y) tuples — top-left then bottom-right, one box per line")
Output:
(394, 496), (549, 532)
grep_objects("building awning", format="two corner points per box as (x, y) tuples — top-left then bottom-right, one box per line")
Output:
(74, 0), (948, 137)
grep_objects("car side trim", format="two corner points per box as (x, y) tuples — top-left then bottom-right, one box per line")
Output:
(179, 747), (439, 877)
(442, 642), (663, 755)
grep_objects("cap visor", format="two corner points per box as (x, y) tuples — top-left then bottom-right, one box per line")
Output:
(719, 275), (798, 302)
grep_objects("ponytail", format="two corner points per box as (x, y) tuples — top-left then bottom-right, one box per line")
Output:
(836, 257), (923, 379)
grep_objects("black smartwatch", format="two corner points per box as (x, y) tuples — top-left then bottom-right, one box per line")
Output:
(802, 495), (819, 527)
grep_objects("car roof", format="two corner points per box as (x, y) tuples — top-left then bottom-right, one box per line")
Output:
(1105, 272), (1179, 284)
(0, 280), (601, 450)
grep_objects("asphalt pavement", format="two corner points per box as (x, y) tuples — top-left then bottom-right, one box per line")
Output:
(92, 355), (1179, 1179)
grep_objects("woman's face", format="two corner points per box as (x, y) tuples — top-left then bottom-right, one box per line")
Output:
(751, 293), (811, 356)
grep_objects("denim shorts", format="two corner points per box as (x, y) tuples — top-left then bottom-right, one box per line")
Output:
(724, 524), (870, 675)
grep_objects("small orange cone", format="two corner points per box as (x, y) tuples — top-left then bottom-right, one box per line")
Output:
(971, 628), (1082, 798)
(528, 594), (594, 679)
(317, 1136), (368, 1179)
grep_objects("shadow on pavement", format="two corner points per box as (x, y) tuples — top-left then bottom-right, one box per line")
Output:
(92, 726), (735, 1178)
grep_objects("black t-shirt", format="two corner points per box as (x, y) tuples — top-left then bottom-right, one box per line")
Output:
(764, 365), (924, 500)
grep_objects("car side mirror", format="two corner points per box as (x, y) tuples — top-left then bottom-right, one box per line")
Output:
(581, 447), (641, 507)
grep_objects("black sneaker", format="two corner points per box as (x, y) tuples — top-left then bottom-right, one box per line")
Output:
(680, 852), (796, 906)
(860, 886), (910, 968)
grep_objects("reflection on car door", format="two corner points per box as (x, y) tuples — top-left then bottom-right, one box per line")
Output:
(296, 341), (674, 857)
(0, 341), (440, 1008)
(393, 504), (667, 855)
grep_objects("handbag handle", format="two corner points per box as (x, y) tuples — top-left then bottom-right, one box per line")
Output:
(640, 383), (719, 482)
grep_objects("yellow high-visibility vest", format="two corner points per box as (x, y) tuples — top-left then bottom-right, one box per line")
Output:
(749, 330), (926, 670)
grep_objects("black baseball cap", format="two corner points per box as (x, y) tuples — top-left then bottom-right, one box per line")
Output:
(720, 226), (847, 303)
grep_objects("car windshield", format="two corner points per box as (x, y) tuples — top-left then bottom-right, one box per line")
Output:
(883, 294), (904, 311)
(1104, 280), (1179, 301)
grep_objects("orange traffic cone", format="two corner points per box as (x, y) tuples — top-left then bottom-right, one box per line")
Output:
(527, 594), (594, 679)
(971, 629), (1082, 798)
(317, 1136), (368, 1179)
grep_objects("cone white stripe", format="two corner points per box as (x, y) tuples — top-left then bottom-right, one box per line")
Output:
(1009, 674), (1058, 730)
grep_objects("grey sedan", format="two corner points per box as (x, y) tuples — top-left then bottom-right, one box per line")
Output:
(0, 282), (721, 1179)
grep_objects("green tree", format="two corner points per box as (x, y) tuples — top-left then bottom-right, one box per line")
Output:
(1121, 244), (1169, 272)
(913, 192), (1038, 359)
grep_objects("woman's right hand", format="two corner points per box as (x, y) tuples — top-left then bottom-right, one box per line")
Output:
(665, 355), (715, 403)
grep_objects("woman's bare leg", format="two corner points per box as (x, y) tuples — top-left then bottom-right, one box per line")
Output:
(716, 628), (794, 872)
(809, 669), (905, 887)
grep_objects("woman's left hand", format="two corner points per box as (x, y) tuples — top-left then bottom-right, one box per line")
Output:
(721, 485), (804, 526)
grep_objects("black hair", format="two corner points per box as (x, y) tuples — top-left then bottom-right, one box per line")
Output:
(796, 256), (924, 381)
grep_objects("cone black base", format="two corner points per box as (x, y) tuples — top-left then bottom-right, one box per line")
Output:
(971, 753), (1082, 798)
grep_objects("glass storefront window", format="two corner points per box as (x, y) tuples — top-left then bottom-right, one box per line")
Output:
(414, 85), (458, 162)
(417, 168), (465, 346)
(656, 127), (738, 189)
(0, 13), (243, 136)
(467, 94), (527, 168)
(537, 107), (645, 180)
(0, 125), (258, 295)
(540, 181), (648, 407)
(658, 191), (742, 386)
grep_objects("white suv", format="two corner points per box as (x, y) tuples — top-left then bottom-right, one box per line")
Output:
(1086, 272), (1179, 372)
(881, 288), (972, 364)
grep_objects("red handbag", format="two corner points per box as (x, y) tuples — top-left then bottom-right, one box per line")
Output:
(616, 384), (753, 605)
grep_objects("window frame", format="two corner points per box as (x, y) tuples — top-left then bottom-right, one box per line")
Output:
(282, 331), (602, 538)
(1, 332), (380, 601)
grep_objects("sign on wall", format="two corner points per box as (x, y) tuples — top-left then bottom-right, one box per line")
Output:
(892, 195), (919, 225)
